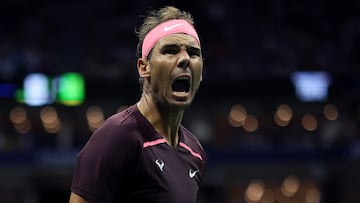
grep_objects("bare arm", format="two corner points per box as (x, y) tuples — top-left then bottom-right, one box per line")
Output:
(69, 192), (90, 203)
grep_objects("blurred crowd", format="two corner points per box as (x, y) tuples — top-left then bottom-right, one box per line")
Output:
(0, 0), (360, 82)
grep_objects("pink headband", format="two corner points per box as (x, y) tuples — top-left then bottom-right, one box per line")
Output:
(142, 19), (200, 59)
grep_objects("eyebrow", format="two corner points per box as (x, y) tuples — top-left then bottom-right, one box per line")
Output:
(161, 44), (201, 53)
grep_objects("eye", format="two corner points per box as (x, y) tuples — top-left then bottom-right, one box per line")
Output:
(187, 47), (201, 57)
(162, 46), (179, 55)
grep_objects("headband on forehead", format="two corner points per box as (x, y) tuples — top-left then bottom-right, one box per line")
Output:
(142, 19), (200, 59)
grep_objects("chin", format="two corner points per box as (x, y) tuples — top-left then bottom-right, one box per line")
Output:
(164, 99), (192, 110)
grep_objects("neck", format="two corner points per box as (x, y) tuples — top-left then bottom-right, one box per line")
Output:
(137, 95), (184, 147)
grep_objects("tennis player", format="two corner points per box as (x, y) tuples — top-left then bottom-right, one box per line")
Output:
(69, 5), (207, 203)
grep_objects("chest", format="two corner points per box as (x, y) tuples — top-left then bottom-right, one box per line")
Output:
(132, 144), (202, 203)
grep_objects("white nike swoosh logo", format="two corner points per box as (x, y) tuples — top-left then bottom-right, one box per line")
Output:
(189, 169), (199, 178)
(163, 23), (184, 32)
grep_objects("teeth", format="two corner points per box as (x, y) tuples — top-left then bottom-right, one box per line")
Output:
(178, 76), (189, 80)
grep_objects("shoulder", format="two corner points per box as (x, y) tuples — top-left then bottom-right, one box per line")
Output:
(76, 105), (145, 169)
(82, 105), (145, 154)
(180, 125), (206, 160)
(181, 125), (204, 150)
(94, 105), (142, 141)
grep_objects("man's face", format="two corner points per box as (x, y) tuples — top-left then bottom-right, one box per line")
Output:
(146, 33), (203, 109)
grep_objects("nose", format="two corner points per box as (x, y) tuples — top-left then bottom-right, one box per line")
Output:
(178, 49), (190, 69)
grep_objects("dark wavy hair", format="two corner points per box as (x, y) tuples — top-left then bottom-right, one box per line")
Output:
(135, 6), (195, 60)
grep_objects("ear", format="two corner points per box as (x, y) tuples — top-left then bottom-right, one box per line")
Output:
(137, 58), (150, 78)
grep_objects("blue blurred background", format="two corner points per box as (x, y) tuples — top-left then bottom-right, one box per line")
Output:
(0, 0), (359, 202)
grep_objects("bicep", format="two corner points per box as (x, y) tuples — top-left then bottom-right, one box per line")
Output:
(69, 192), (91, 203)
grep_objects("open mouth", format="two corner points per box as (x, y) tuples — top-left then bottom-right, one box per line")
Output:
(172, 76), (190, 93)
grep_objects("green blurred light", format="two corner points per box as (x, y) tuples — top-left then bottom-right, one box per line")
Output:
(15, 89), (24, 103)
(58, 72), (85, 106)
